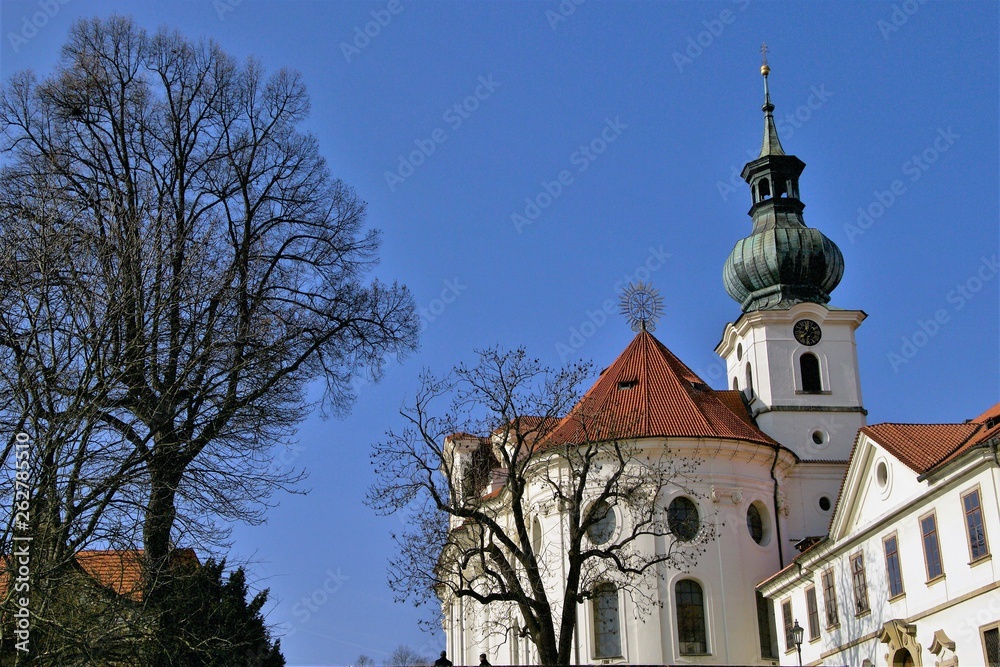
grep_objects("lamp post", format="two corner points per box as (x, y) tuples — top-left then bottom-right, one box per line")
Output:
(791, 619), (804, 667)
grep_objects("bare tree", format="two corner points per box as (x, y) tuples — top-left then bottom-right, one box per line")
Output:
(386, 644), (430, 667)
(367, 348), (712, 666)
(0, 15), (417, 662)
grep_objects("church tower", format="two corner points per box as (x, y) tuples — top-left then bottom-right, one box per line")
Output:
(715, 59), (866, 463)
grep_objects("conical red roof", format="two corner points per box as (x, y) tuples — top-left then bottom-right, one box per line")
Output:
(544, 330), (778, 447)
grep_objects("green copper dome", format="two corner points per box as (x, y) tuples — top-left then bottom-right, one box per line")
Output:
(723, 66), (844, 312)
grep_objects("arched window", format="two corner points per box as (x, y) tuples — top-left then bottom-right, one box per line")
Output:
(732, 377), (739, 391)
(676, 579), (708, 655)
(800, 353), (821, 393)
(758, 178), (771, 201)
(593, 584), (621, 658)
(668, 497), (700, 541)
(745, 362), (754, 399)
(531, 517), (542, 555)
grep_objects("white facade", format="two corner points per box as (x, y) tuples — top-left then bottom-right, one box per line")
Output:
(758, 421), (1000, 667)
(443, 435), (799, 666)
(715, 302), (867, 463)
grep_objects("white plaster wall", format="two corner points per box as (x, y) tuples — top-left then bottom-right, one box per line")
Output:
(761, 456), (1000, 667)
(445, 436), (796, 665)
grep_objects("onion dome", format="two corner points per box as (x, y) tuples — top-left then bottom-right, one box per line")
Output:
(723, 63), (844, 312)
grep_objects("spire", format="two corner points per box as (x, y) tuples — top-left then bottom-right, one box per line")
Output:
(758, 43), (786, 157)
(721, 52), (845, 312)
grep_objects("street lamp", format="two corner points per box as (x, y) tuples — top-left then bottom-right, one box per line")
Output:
(791, 619), (805, 666)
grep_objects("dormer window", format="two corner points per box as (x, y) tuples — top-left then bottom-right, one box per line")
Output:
(618, 379), (638, 390)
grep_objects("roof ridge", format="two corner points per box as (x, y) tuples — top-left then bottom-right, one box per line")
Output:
(867, 421), (981, 427)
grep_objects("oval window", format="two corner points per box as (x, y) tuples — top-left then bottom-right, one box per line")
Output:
(668, 497), (700, 541)
(587, 501), (616, 545)
(747, 503), (764, 544)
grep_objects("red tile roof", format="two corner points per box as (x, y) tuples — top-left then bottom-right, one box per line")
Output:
(860, 400), (1000, 475)
(543, 331), (777, 447)
(1, 548), (199, 602)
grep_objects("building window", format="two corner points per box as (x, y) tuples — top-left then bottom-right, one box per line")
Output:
(587, 501), (616, 545)
(851, 553), (869, 614)
(800, 353), (821, 392)
(884, 534), (904, 598)
(983, 626), (1000, 667)
(821, 569), (839, 627)
(805, 587), (820, 640)
(668, 496), (700, 541)
(781, 599), (794, 652)
(756, 591), (777, 659)
(963, 488), (990, 561)
(593, 583), (621, 658)
(921, 512), (944, 580)
(676, 579), (707, 655)
(745, 363), (754, 399)
(758, 177), (771, 201)
(747, 502), (765, 544)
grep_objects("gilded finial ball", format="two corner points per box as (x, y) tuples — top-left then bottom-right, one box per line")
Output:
(760, 63), (770, 76)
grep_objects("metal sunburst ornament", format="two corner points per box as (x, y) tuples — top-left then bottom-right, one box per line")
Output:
(619, 281), (664, 332)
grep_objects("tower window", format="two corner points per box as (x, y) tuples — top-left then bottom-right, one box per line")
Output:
(745, 362), (754, 399)
(800, 353), (821, 393)
(775, 179), (787, 198)
(758, 177), (771, 201)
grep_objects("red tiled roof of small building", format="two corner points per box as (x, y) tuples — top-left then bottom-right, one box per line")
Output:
(543, 330), (778, 447)
(1, 548), (199, 602)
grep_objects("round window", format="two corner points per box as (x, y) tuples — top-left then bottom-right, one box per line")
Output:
(737, 343), (743, 361)
(587, 501), (616, 545)
(668, 496), (700, 541)
(876, 461), (888, 488)
(811, 430), (826, 445)
(819, 496), (832, 512)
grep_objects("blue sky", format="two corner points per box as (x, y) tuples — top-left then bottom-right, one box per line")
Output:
(2, 1), (997, 665)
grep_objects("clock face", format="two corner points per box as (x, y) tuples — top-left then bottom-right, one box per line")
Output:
(794, 319), (822, 346)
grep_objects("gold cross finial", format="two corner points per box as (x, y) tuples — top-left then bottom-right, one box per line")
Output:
(760, 42), (770, 77)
